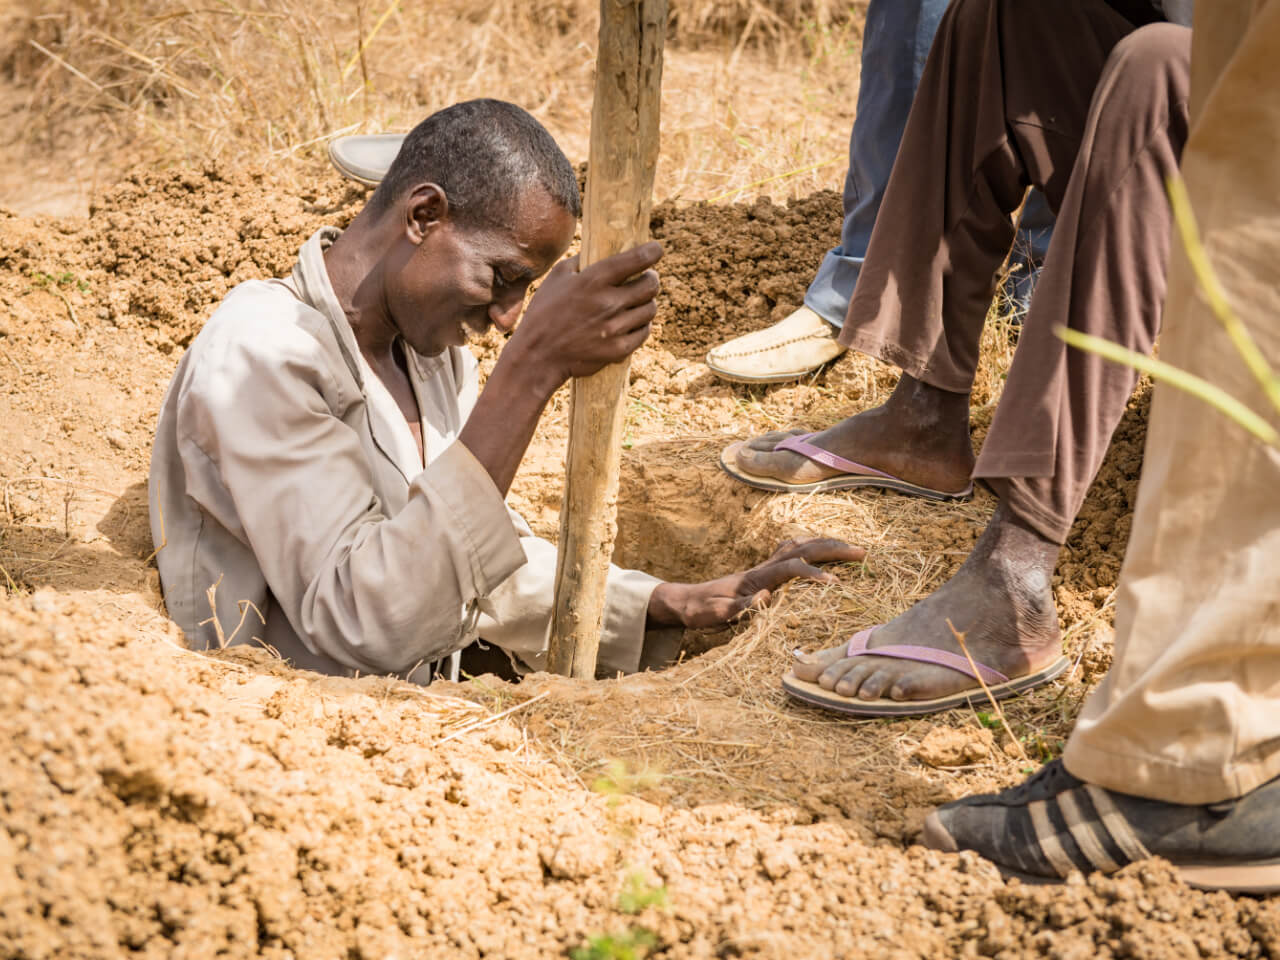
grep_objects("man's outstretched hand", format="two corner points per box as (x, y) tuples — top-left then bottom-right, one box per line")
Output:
(646, 537), (866, 629)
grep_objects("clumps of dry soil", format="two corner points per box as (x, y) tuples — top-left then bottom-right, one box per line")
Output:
(9, 166), (366, 352)
(651, 192), (843, 358)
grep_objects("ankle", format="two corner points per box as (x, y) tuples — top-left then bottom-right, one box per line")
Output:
(976, 503), (1061, 613)
(885, 374), (970, 436)
(986, 502), (1061, 556)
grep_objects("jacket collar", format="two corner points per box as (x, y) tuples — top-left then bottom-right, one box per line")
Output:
(291, 227), (366, 392)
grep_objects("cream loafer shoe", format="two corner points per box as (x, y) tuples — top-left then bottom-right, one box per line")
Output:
(705, 305), (845, 383)
(327, 133), (406, 186)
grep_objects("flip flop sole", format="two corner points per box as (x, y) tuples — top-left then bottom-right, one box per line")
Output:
(781, 655), (1071, 718)
(719, 441), (973, 503)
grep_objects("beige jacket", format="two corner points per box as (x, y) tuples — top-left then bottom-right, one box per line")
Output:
(149, 228), (662, 682)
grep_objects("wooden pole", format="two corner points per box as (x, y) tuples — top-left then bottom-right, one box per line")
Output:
(546, 0), (666, 678)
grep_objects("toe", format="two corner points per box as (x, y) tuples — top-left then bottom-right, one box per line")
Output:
(741, 429), (804, 454)
(888, 671), (923, 702)
(829, 661), (870, 696)
(856, 668), (894, 701)
(736, 438), (826, 484)
(791, 645), (846, 682)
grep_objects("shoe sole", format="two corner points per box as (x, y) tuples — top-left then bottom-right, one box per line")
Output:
(705, 362), (829, 384)
(923, 813), (1280, 894)
(705, 348), (843, 384)
(327, 134), (406, 186)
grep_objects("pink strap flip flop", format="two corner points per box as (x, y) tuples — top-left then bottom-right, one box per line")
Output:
(719, 432), (973, 503)
(782, 626), (1070, 718)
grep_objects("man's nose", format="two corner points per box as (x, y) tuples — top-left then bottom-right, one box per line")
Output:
(489, 292), (524, 332)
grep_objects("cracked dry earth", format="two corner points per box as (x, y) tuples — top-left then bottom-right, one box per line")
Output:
(2, 166), (1275, 959)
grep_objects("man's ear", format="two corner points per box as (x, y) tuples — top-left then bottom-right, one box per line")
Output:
(405, 183), (449, 245)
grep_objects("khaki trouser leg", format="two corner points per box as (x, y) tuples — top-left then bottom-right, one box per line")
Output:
(1063, 0), (1280, 805)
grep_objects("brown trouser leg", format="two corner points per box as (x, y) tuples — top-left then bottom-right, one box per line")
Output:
(840, 0), (1191, 543)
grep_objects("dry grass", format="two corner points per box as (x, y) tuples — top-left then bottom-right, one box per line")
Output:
(4, 0), (864, 208)
(482, 481), (1109, 819)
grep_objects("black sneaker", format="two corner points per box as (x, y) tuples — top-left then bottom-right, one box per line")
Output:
(922, 759), (1280, 894)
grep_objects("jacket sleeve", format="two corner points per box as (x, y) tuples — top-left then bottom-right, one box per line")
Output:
(177, 318), (528, 675)
(448, 343), (676, 676)
(474, 509), (667, 676)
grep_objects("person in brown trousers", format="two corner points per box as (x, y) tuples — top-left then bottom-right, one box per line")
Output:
(720, 0), (1193, 714)
(926, 0), (1280, 892)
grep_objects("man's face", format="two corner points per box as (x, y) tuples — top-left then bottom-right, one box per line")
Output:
(388, 186), (576, 357)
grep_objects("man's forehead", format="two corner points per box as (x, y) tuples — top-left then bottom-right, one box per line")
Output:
(507, 186), (576, 252)
(512, 183), (573, 223)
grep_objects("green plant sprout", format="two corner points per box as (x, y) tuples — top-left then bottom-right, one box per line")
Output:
(617, 871), (669, 915)
(571, 769), (669, 960)
(1056, 175), (1280, 448)
(569, 928), (657, 960)
(29, 270), (90, 294)
(591, 759), (660, 802)
(569, 874), (667, 960)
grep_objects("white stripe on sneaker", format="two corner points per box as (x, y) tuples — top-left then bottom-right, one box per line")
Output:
(1028, 800), (1076, 878)
(1085, 784), (1153, 864)
(1059, 788), (1123, 873)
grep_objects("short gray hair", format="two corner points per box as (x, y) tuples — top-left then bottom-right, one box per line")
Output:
(368, 99), (581, 228)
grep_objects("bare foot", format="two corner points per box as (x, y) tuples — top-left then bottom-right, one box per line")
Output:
(792, 502), (1062, 703)
(735, 373), (976, 493)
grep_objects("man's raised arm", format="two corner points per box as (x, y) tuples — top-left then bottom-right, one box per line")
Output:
(459, 242), (662, 496)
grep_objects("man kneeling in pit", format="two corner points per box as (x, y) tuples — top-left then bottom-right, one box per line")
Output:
(148, 99), (861, 683)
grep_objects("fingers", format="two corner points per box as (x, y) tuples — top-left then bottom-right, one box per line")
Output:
(614, 268), (661, 309)
(749, 556), (839, 593)
(605, 297), (659, 337)
(581, 241), (663, 284)
(765, 536), (866, 566)
(613, 319), (653, 359)
(730, 588), (771, 621)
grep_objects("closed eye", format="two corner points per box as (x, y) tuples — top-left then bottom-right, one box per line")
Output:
(494, 263), (532, 288)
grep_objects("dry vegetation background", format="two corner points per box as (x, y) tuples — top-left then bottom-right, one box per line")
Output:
(1, 0), (866, 215)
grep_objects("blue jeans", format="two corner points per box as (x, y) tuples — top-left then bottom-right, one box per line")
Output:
(805, 0), (1054, 327)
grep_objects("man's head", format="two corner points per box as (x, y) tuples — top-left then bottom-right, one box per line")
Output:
(369, 99), (581, 227)
(363, 100), (580, 357)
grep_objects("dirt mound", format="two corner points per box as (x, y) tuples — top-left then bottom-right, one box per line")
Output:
(0, 164), (1204, 958)
(0, 167), (367, 353)
(3, 166), (842, 359)
(7, 595), (1280, 960)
